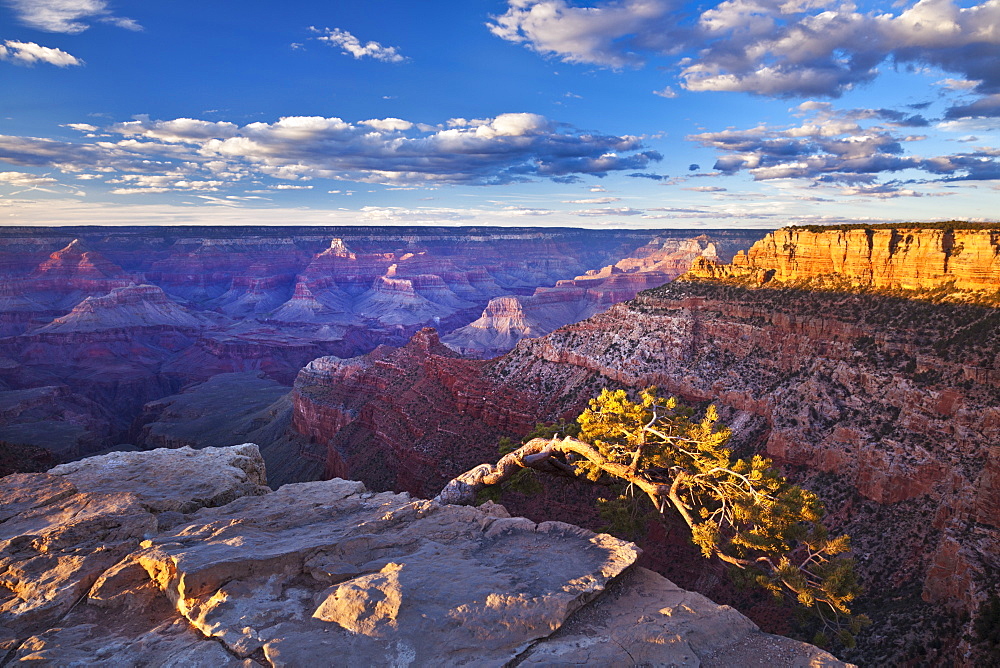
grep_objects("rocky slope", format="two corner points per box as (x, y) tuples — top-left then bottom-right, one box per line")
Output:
(0, 444), (845, 666)
(444, 233), (758, 357)
(0, 226), (761, 458)
(291, 224), (1000, 665)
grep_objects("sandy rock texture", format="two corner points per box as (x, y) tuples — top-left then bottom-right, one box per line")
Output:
(0, 444), (846, 667)
(689, 225), (1000, 299)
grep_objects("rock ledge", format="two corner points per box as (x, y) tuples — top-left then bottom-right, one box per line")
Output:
(1, 444), (847, 666)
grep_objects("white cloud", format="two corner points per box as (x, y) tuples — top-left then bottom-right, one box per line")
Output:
(0, 171), (58, 186)
(0, 40), (82, 66)
(488, 0), (674, 68)
(310, 27), (407, 63)
(562, 196), (620, 203)
(359, 118), (414, 132)
(491, 0), (1000, 98)
(112, 117), (240, 143)
(0, 112), (661, 190)
(498, 205), (554, 216)
(688, 103), (1000, 188)
(652, 86), (677, 98)
(110, 187), (172, 195)
(936, 78), (980, 91)
(573, 206), (645, 216)
(3, 0), (140, 33)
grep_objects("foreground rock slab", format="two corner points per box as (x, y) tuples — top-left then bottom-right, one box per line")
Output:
(1, 444), (849, 666)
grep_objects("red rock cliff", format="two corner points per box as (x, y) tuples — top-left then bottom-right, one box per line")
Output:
(290, 226), (1000, 666)
(689, 225), (1000, 300)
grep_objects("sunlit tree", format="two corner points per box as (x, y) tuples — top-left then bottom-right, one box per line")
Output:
(437, 387), (868, 646)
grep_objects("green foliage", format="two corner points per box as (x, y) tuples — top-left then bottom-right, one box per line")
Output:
(575, 387), (867, 646)
(596, 485), (655, 540)
(480, 422), (580, 505)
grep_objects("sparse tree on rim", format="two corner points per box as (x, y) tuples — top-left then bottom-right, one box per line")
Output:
(436, 387), (868, 647)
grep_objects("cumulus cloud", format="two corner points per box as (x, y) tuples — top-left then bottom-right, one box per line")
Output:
(498, 205), (554, 216)
(937, 78), (980, 91)
(3, 0), (140, 33)
(684, 185), (726, 191)
(0, 40), (82, 66)
(488, 0), (675, 68)
(111, 117), (240, 143)
(0, 112), (662, 190)
(687, 103), (1000, 190)
(838, 183), (935, 198)
(491, 0), (1000, 98)
(0, 134), (115, 170)
(110, 187), (172, 195)
(572, 206), (645, 216)
(104, 173), (227, 192)
(0, 171), (58, 186)
(310, 27), (407, 63)
(684, 0), (1000, 97)
(944, 94), (1000, 119)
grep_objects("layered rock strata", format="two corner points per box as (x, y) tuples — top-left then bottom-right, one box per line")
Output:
(0, 444), (844, 666)
(445, 233), (758, 357)
(0, 226), (762, 457)
(292, 225), (1000, 664)
(688, 224), (1000, 301)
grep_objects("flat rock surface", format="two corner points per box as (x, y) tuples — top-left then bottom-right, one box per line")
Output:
(1, 445), (850, 667)
(47, 443), (270, 513)
(518, 566), (846, 667)
(135, 478), (639, 666)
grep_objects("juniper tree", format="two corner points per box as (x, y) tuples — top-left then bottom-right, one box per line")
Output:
(436, 387), (868, 646)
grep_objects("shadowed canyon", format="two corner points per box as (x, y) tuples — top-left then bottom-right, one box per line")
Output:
(2, 223), (999, 666)
(0, 226), (761, 468)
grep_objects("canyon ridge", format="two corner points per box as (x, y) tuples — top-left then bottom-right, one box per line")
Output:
(2, 222), (998, 665)
(290, 223), (1000, 666)
(0, 225), (762, 473)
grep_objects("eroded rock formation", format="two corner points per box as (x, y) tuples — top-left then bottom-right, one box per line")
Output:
(0, 226), (761, 458)
(688, 225), (1000, 301)
(444, 233), (754, 357)
(0, 444), (845, 666)
(291, 225), (1000, 665)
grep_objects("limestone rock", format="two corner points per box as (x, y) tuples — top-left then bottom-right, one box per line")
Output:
(134, 479), (638, 665)
(48, 443), (270, 513)
(518, 567), (844, 667)
(0, 474), (156, 642)
(685, 226), (1000, 301)
(0, 444), (271, 649)
(0, 446), (845, 666)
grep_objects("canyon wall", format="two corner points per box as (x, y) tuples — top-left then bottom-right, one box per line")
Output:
(0, 226), (761, 458)
(689, 224), (1000, 300)
(291, 225), (1000, 665)
(444, 233), (749, 357)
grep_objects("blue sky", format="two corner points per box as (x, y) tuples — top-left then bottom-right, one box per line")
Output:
(1, 0), (998, 228)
